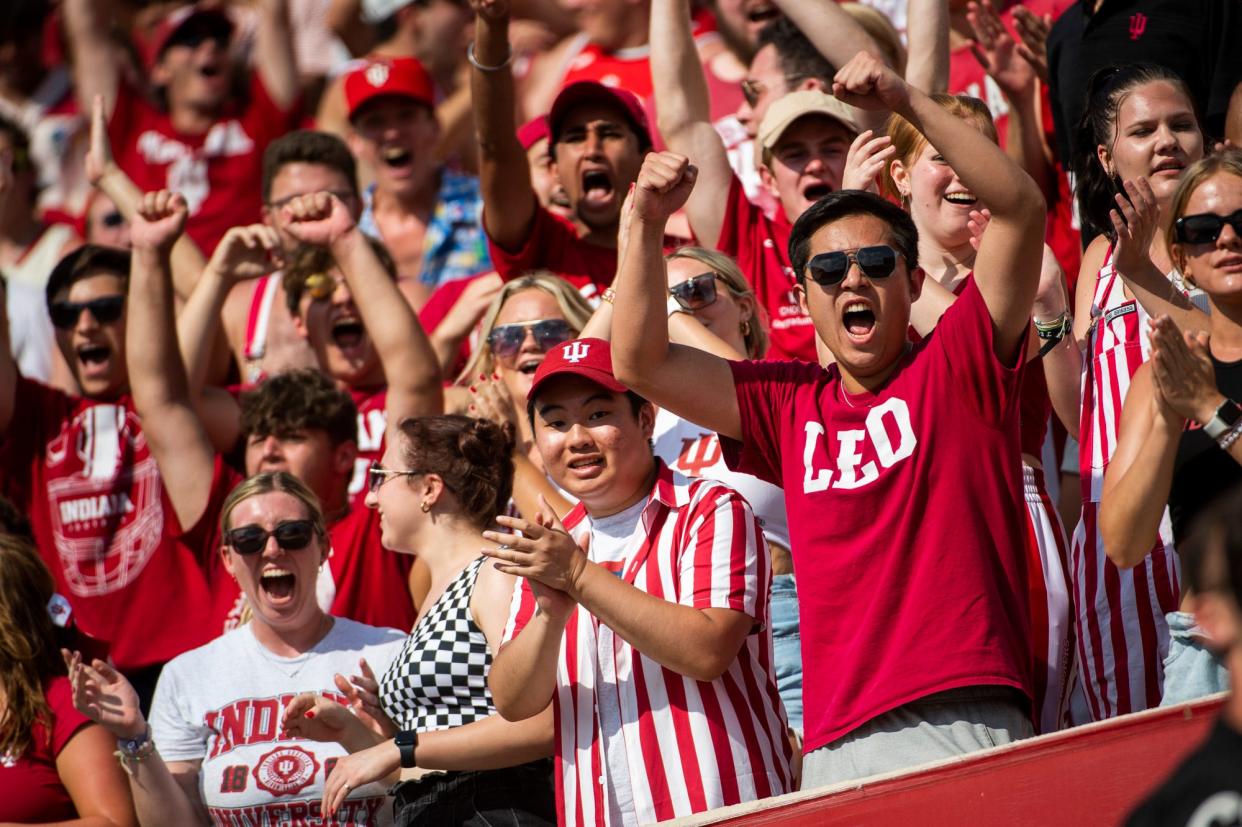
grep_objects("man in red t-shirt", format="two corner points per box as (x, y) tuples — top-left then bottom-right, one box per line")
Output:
(653, 0), (864, 361)
(0, 245), (235, 706)
(470, 1), (653, 300)
(613, 54), (1046, 785)
(62, 0), (301, 253)
(125, 189), (442, 635)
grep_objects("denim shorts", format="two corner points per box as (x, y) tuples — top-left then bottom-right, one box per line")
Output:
(393, 759), (556, 827)
(770, 573), (803, 733)
(1159, 611), (1229, 706)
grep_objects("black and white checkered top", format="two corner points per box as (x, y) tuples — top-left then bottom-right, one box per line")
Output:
(379, 556), (496, 732)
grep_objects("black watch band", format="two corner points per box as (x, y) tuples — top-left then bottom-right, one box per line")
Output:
(395, 730), (418, 769)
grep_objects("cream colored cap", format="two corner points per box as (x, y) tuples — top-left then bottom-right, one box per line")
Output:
(757, 90), (861, 163)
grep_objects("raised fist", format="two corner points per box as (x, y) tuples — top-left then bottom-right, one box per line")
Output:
(131, 189), (188, 252)
(279, 191), (357, 248)
(832, 52), (911, 113)
(208, 224), (283, 283)
(632, 152), (697, 225)
(470, 0), (510, 21)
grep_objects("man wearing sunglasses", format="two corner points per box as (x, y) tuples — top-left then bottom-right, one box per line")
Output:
(614, 53), (1048, 786)
(63, 0), (301, 254)
(652, 0), (876, 362)
(1, 244), (236, 709)
(125, 190), (430, 642)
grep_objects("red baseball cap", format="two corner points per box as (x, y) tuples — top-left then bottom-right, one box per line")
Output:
(517, 115), (551, 152)
(136, 5), (234, 72)
(344, 57), (435, 120)
(528, 338), (628, 403)
(548, 82), (652, 148)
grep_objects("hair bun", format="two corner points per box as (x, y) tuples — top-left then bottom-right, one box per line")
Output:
(457, 418), (516, 464)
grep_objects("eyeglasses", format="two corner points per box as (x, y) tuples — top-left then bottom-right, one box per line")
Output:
(1174, 209), (1242, 245)
(805, 245), (899, 287)
(224, 520), (317, 555)
(267, 189), (356, 211)
(740, 75), (804, 108)
(487, 319), (574, 360)
(49, 295), (125, 330)
(367, 462), (424, 495)
(669, 272), (721, 311)
(303, 272), (346, 301)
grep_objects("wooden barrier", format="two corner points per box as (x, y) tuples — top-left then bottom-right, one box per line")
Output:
(670, 693), (1227, 826)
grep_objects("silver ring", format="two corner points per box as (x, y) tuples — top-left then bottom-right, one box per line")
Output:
(497, 544), (512, 551)
(343, 783), (352, 791)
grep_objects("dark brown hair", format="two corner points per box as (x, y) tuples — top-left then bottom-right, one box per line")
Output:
(396, 415), (516, 528)
(44, 245), (132, 309)
(282, 240), (397, 316)
(0, 536), (65, 758)
(261, 130), (360, 204)
(240, 369), (358, 447)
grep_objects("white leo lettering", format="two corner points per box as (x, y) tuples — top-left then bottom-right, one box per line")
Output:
(832, 428), (878, 489)
(802, 422), (833, 493)
(868, 398), (917, 466)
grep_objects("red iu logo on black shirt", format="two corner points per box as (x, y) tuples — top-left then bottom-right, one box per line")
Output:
(1129, 13), (1147, 41)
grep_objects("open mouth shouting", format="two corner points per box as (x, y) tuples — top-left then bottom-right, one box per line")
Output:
(580, 167), (615, 209)
(381, 145), (415, 170)
(74, 341), (114, 382)
(260, 566), (297, 606)
(330, 314), (368, 357)
(745, 1), (780, 30)
(840, 299), (877, 343)
(516, 354), (544, 376)
(801, 180), (833, 203)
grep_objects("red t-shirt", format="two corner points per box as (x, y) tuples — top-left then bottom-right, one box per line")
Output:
(718, 175), (817, 362)
(108, 75), (299, 254)
(0, 677), (92, 823)
(721, 281), (1032, 751)
(348, 386), (387, 500)
(946, 2), (1081, 287)
(202, 456), (415, 633)
(1, 378), (235, 670)
(486, 202), (614, 301)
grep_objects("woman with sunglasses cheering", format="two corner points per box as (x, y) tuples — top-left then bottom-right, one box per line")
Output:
(281, 415), (555, 825)
(62, 471), (406, 826)
(1101, 150), (1242, 706)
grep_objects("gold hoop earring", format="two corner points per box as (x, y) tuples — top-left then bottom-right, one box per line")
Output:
(420, 501), (431, 513)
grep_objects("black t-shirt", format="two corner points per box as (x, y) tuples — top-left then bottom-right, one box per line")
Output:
(1126, 716), (1242, 827)
(1169, 356), (1242, 545)
(1047, 0), (1242, 164)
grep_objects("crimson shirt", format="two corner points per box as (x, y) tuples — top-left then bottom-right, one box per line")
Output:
(722, 281), (1032, 751)
(718, 175), (817, 362)
(108, 75), (299, 254)
(486, 203), (613, 301)
(0, 678), (91, 823)
(1, 378), (235, 670)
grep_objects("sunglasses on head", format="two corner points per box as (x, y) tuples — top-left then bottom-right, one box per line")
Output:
(49, 295), (125, 330)
(487, 318), (574, 360)
(303, 272), (346, 302)
(805, 245), (899, 287)
(224, 519), (316, 555)
(669, 272), (721, 311)
(1174, 209), (1242, 245)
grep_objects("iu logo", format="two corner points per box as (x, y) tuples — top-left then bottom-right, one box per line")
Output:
(677, 435), (722, 477)
(563, 341), (591, 363)
(366, 62), (390, 87)
(1128, 12), (1147, 40)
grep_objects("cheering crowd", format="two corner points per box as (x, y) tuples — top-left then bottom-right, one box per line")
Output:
(2, 0), (1242, 824)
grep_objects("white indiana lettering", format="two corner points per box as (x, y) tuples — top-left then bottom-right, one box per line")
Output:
(563, 341), (590, 363)
(57, 492), (135, 525)
(801, 398), (918, 493)
(356, 409), (386, 452)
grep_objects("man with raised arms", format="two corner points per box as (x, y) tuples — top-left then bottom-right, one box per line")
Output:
(612, 52), (1047, 786)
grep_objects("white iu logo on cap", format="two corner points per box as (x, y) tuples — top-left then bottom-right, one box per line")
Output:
(563, 342), (590, 363)
(366, 63), (390, 88)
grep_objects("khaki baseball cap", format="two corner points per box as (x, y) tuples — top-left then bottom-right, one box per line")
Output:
(757, 90), (861, 164)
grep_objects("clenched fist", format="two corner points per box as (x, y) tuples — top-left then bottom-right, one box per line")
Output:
(279, 191), (357, 248)
(131, 189), (188, 252)
(632, 151), (698, 225)
(832, 52), (911, 114)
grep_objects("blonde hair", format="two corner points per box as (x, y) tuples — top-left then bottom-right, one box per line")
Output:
(1167, 150), (1242, 272)
(457, 272), (595, 383)
(220, 472), (327, 543)
(883, 94), (998, 202)
(841, 3), (906, 77)
(665, 247), (769, 359)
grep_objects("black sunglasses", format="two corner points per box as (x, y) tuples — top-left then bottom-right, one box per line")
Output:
(49, 295), (125, 330)
(224, 520), (317, 555)
(487, 319), (574, 360)
(669, 272), (720, 311)
(100, 211), (125, 228)
(1174, 209), (1242, 245)
(805, 245), (899, 287)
